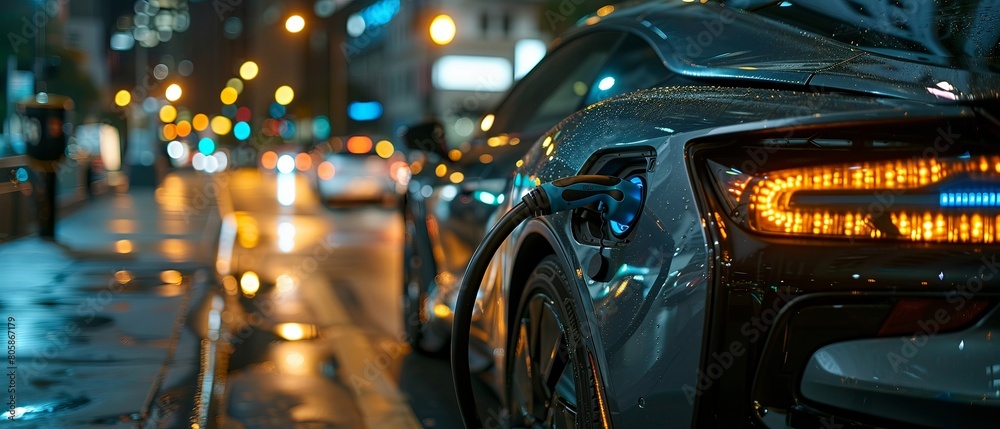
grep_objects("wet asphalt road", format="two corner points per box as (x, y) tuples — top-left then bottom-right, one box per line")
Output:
(212, 168), (479, 429)
(0, 169), (490, 428)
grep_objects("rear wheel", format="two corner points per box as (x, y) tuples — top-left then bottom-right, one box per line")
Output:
(506, 255), (603, 428)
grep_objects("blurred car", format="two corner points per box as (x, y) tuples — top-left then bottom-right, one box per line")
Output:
(309, 136), (408, 208)
(459, 1), (1000, 428)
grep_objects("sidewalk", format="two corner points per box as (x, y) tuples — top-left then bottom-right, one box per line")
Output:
(0, 170), (223, 428)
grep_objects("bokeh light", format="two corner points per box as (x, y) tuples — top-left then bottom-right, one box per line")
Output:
(234, 121), (250, 140)
(315, 0), (335, 18)
(176, 120), (192, 137)
(159, 105), (177, 123)
(269, 102), (286, 118)
(285, 15), (305, 33)
(236, 107), (251, 122)
(240, 271), (260, 297)
(214, 151), (229, 172)
(261, 151), (278, 170)
(346, 14), (366, 37)
(279, 120), (296, 140)
(222, 104), (238, 118)
(192, 152), (206, 171)
(277, 154), (295, 174)
(480, 113), (495, 132)
(114, 90), (131, 107)
(220, 87), (238, 105)
(116, 239), (133, 254)
(295, 153), (312, 171)
(161, 123), (177, 141)
(239, 61), (259, 80)
(142, 97), (159, 113)
(375, 140), (394, 159)
(211, 116), (232, 135)
(165, 83), (182, 101)
(318, 161), (335, 180)
(312, 116), (331, 140)
(429, 14), (456, 45)
(347, 135), (373, 154)
(166, 140), (187, 160)
(226, 77), (244, 94)
(192, 113), (209, 131)
(198, 137), (215, 155)
(275, 85), (295, 105)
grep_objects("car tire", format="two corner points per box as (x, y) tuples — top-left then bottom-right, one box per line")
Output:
(506, 255), (603, 428)
(402, 202), (450, 357)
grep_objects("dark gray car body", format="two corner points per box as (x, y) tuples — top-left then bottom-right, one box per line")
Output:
(407, 2), (1000, 425)
(456, 2), (1000, 428)
(486, 84), (1000, 427)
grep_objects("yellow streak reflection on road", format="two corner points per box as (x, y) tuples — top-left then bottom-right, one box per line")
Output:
(115, 239), (133, 254)
(275, 322), (318, 341)
(240, 271), (260, 297)
(107, 219), (136, 234)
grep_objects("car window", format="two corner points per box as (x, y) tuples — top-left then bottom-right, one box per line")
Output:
(585, 35), (671, 105)
(489, 31), (621, 135)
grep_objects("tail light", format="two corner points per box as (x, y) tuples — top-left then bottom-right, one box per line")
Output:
(709, 155), (1000, 243)
(877, 298), (992, 336)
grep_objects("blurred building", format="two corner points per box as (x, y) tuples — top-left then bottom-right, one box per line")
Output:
(331, 0), (552, 146)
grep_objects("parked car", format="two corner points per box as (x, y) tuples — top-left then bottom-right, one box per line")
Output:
(451, 1), (1000, 428)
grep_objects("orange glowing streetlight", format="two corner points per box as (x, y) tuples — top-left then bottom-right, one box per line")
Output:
(429, 14), (456, 45)
(285, 15), (305, 33)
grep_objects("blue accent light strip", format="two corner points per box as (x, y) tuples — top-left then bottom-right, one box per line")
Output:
(939, 192), (1000, 207)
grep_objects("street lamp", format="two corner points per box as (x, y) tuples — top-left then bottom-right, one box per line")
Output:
(239, 61), (259, 80)
(165, 83), (182, 101)
(275, 85), (295, 105)
(429, 14), (456, 45)
(159, 104), (177, 123)
(285, 15), (305, 33)
(220, 87), (238, 105)
(114, 90), (132, 107)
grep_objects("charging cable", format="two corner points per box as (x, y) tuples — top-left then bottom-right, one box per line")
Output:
(451, 175), (643, 428)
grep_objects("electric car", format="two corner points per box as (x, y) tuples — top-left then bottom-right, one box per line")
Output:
(448, 1), (1000, 428)
(402, 0), (774, 357)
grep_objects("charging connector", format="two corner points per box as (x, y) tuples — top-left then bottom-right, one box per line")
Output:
(452, 174), (643, 428)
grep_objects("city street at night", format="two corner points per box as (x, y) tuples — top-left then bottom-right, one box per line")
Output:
(1, 168), (492, 428)
(3, 0), (1000, 428)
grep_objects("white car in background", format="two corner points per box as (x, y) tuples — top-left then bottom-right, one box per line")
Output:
(311, 136), (408, 207)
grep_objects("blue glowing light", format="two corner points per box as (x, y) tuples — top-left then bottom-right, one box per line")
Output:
(312, 116), (331, 140)
(222, 104), (238, 118)
(15, 167), (28, 182)
(940, 191), (1000, 207)
(473, 191), (498, 205)
(279, 120), (296, 140)
(269, 102), (286, 119)
(234, 121), (250, 140)
(198, 137), (215, 155)
(359, 0), (399, 29)
(348, 101), (383, 121)
(597, 76), (615, 91)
